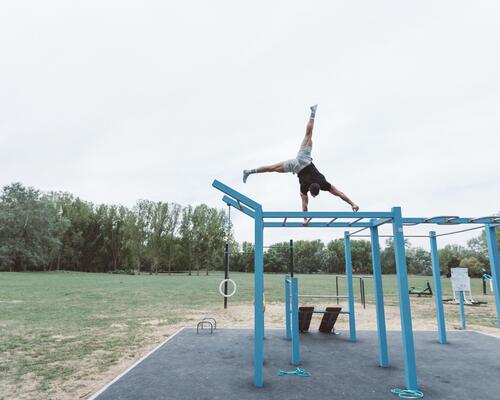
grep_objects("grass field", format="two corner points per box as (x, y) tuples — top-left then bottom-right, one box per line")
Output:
(0, 271), (498, 399)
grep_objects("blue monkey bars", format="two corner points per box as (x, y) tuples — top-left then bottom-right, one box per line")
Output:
(212, 179), (500, 392)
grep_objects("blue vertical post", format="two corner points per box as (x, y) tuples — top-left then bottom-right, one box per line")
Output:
(458, 290), (466, 330)
(344, 232), (357, 342)
(391, 207), (418, 391)
(429, 231), (447, 344)
(369, 222), (388, 367)
(254, 210), (265, 387)
(485, 225), (500, 329)
(285, 276), (291, 340)
(291, 277), (300, 365)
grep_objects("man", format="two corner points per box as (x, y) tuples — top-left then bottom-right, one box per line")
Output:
(243, 105), (359, 214)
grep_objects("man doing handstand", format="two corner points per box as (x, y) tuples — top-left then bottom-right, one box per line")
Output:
(243, 105), (359, 213)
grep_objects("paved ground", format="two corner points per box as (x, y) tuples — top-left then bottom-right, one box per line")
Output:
(92, 328), (500, 400)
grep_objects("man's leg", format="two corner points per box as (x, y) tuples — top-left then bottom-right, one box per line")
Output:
(329, 185), (359, 212)
(300, 104), (317, 148)
(243, 161), (285, 183)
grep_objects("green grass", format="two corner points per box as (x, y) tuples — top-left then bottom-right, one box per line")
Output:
(0, 271), (497, 398)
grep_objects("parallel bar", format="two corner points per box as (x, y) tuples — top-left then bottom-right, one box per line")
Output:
(370, 223), (389, 367)
(344, 232), (357, 342)
(291, 277), (300, 365)
(222, 196), (256, 219)
(429, 231), (447, 344)
(213, 179), (262, 211)
(485, 225), (500, 328)
(392, 207), (418, 391)
(263, 211), (394, 219)
(253, 211), (264, 387)
(264, 222), (372, 228)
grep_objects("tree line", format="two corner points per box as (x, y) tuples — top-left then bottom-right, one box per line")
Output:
(0, 182), (497, 276)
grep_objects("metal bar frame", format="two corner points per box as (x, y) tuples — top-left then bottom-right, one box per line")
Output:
(211, 180), (496, 390)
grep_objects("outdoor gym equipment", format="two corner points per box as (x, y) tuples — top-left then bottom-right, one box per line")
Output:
(212, 179), (500, 392)
(409, 281), (433, 297)
(218, 278), (237, 298)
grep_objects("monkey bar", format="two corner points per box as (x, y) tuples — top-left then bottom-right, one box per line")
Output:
(212, 179), (500, 392)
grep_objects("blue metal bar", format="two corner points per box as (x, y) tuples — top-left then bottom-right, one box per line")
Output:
(392, 207), (418, 391)
(370, 223), (389, 367)
(285, 276), (291, 340)
(263, 211), (393, 219)
(402, 217), (499, 225)
(458, 290), (466, 330)
(344, 232), (357, 342)
(429, 231), (447, 344)
(264, 222), (372, 228)
(371, 217), (393, 227)
(253, 211), (264, 387)
(213, 179), (262, 211)
(485, 225), (500, 328)
(291, 277), (300, 365)
(222, 196), (256, 219)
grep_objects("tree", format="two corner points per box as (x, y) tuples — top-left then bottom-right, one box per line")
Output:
(0, 183), (60, 271)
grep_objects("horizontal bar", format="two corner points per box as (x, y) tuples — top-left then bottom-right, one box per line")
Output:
(213, 180), (262, 211)
(298, 295), (349, 298)
(350, 234), (429, 238)
(349, 226), (370, 236)
(222, 196), (255, 219)
(264, 222), (372, 228)
(402, 217), (499, 225)
(371, 217), (393, 227)
(263, 211), (394, 219)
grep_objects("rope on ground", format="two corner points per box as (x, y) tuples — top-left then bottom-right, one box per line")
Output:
(277, 368), (311, 377)
(391, 388), (424, 398)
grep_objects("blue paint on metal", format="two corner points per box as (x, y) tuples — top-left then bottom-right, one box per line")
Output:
(264, 222), (372, 228)
(253, 211), (264, 387)
(392, 207), (418, 391)
(263, 211), (393, 219)
(429, 231), (447, 344)
(212, 179), (261, 211)
(370, 223), (389, 367)
(458, 290), (466, 330)
(344, 232), (357, 342)
(285, 276), (291, 340)
(291, 277), (300, 365)
(222, 196), (256, 218)
(485, 226), (500, 328)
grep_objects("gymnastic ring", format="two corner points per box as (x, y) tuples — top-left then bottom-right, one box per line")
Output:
(219, 279), (237, 298)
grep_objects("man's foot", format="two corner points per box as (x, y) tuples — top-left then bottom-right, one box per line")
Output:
(309, 104), (318, 120)
(243, 169), (251, 183)
(352, 204), (359, 212)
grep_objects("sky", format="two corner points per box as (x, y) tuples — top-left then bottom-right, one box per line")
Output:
(1, 1), (499, 250)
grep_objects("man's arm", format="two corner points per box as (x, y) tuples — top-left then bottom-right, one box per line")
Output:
(301, 192), (309, 224)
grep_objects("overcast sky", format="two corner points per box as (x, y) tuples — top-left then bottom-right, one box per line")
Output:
(1, 1), (499, 249)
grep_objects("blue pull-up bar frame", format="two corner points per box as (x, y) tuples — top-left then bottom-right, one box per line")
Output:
(212, 179), (500, 391)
